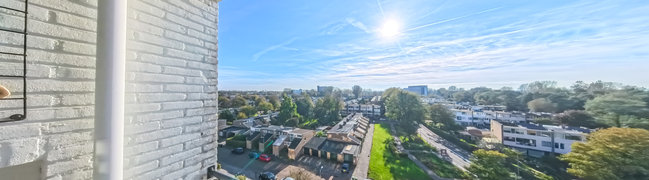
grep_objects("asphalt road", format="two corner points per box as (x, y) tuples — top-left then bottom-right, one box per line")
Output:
(416, 123), (471, 170)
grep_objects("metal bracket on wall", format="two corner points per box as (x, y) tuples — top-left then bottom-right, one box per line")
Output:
(0, 0), (28, 122)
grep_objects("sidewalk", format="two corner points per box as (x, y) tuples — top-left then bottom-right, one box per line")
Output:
(352, 124), (375, 179)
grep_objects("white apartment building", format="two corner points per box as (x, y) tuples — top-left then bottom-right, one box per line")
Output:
(453, 109), (527, 127)
(491, 121), (592, 157)
(343, 104), (382, 119)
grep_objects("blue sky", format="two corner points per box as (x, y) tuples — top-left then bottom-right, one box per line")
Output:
(218, 0), (649, 91)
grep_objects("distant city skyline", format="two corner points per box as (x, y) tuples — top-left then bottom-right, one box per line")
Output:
(218, 0), (649, 90)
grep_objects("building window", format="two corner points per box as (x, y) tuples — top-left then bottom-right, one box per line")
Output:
(504, 136), (515, 141)
(564, 134), (582, 141)
(541, 132), (553, 137)
(560, 143), (565, 149)
(541, 141), (552, 147)
(456, 116), (462, 120)
(527, 130), (537, 136)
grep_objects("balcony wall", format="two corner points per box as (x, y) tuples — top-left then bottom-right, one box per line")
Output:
(0, 0), (219, 179)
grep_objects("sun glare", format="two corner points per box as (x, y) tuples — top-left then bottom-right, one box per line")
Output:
(379, 19), (400, 38)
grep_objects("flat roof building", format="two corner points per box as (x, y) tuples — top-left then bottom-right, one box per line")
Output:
(491, 120), (592, 157)
(405, 85), (429, 96)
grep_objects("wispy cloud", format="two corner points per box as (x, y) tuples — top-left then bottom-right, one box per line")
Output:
(406, 6), (504, 32)
(251, 37), (298, 61)
(346, 18), (370, 33)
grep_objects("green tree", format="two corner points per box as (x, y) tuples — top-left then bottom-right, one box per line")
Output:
(278, 94), (300, 125)
(452, 91), (473, 103)
(553, 110), (603, 128)
(527, 98), (557, 113)
(501, 90), (525, 111)
(383, 88), (425, 129)
(561, 127), (649, 180)
(428, 104), (461, 131)
(295, 94), (314, 118)
(232, 95), (247, 108)
(219, 110), (235, 121)
(240, 105), (256, 117)
(352, 85), (362, 99)
(313, 95), (343, 125)
(585, 89), (649, 128)
(467, 149), (513, 180)
(257, 101), (274, 113)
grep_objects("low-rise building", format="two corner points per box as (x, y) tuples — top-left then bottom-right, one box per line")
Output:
(491, 120), (592, 157)
(343, 104), (382, 119)
(245, 125), (315, 160)
(303, 113), (370, 165)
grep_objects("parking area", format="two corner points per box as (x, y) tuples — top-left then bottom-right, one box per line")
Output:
(217, 147), (354, 180)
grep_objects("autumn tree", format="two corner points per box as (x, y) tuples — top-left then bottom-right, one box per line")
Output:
(240, 105), (256, 117)
(237, 112), (247, 119)
(527, 98), (557, 113)
(561, 128), (649, 180)
(218, 96), (231, 108)
(267, 95), (281, 111)
(231, 95), (247, 108)
(257, 101), (274, 113)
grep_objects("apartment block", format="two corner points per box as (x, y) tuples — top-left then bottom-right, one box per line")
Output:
(453, 109), (527, 127)
(491, 120), (592, 157)
(343, 103), (382, 119)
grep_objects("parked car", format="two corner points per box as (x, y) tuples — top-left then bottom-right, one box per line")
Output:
(232, 147), (245, 154)
(249, 152), (259, 159)
(259, 172), (276, 180)
(259, 154), (271, 162)
(341, 163), (350, 173)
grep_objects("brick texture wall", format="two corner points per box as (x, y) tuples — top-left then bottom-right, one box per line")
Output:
(0, 0), (219, 179)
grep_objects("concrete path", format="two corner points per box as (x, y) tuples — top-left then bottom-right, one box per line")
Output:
(352, 124), (374, 179)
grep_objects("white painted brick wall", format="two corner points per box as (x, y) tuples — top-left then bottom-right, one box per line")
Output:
(0, 0), (219, 179)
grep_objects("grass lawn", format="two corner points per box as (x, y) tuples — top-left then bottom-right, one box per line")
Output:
(368, 124), (428, 180)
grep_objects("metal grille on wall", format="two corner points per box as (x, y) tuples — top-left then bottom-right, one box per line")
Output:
(0, 0), (28, 122)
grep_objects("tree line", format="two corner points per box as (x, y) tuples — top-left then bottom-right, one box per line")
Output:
(433, 81), (649, 129)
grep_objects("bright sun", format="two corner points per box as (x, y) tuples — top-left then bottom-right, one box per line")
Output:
(379, 19), (400, 38)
